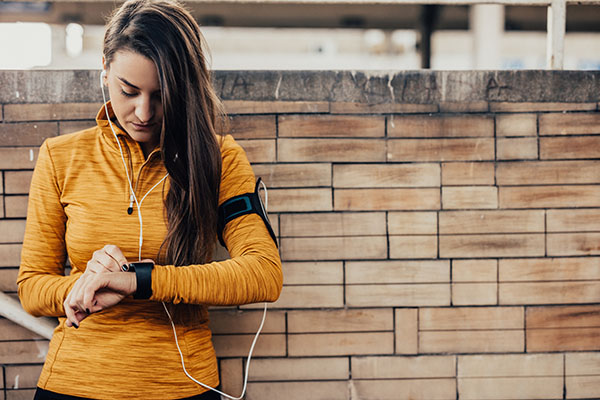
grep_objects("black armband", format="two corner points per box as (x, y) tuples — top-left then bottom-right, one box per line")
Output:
(217, 178), (278, 248)
(121, 262), (154, 299)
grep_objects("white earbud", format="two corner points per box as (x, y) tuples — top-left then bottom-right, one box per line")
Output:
(100, 70), (106, 88)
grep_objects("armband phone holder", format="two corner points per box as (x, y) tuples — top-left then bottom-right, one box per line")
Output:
(217, 178), (277, 248)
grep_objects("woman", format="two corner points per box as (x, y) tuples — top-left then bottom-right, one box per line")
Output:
(17, 0), (283, 399)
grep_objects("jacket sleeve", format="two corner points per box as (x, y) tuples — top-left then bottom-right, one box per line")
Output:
(17, 140), (78, 317)
(150, 137), (283, 306)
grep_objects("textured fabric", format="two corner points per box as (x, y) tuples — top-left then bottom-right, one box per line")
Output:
(18, 102), (283, 400)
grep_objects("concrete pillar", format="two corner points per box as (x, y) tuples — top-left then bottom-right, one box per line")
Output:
(470, 4), (504, 69)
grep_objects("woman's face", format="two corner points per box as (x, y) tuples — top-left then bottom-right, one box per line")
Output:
(102, 50), (163, 154)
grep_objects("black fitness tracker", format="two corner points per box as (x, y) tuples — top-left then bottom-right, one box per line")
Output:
(121, 262), (154, 299)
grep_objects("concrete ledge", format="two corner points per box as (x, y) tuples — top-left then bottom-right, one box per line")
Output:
(1, 70), (599, 104)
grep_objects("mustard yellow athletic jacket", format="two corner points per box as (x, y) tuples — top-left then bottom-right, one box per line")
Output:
(17, 102), (283, 399)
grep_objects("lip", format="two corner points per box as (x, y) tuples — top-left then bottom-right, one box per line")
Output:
(131, 122), (156, 131)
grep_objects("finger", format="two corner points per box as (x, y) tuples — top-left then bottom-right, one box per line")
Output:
(64, 294), (79, 328)
(103, 244), (129, 271)
(86, 259), (111, 274)
(140, 258), (155, 265)
(82, 274), (106, 313)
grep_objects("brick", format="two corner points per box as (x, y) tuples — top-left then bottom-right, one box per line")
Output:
(0, 318), (45, 340)
(282, 261), (343, 285)
(500, 257), (600, 282)
(0, 172), (3, 194)
(388, 212), (437, 235)
(4, 364), (43, 389)
(395, 309), (418, 354)
(540, 112), (600, 135)
(442, 186), (497, 209)
(268, 188), (331, 212)
(235, 139), (275, 163)
(0, 196), (3, 218)
(389, 235), (438, 259)
(352, 355), (455, 379)
(246, 381), (348, 400)
(4, 103), (102, 121)
(227, 115), (276, 139)
(209, 310), (285, 334)
(548, 232), (600, 256)
(527, 328), (600, 352)
(6, 390), (37, 400)
(497, 161), (600, 185)
(499, 185), (600, 208)
(441, 162), (494, 185)
(266, 285), (344, 308)
(548, 209), (600, 232)
(387, 138), (495, 162)
(439, 101), (488, 113)
(223, 100), (329, 114)
(388, 115), (494, 138)
(496, 113), (537, 137)
(0, 268), (18, 292)
(278, 138), (385, 162)
(453, 259), (497, 282)
(459, 353), (563, 377)
(566, 376), (600, 399)
(541, 136), (600, 159)
(490, 102), (597, 112)
(279, 114), (384, 138)
(331, 102), (437, 114)
(0, 244), (22, 267)
(0, 220), (26, 243)
(497, 137), (538, 160)
(458, 377), (562, 400)
(453, 283), (497, 305)
(334, 188), (440, 211)
(527, 305), (600, 329)
(440, 234), (545, 258)
(346, 284), (450, 307)
(500, 282), (600, 305)
(352, 379), (456, 400)
(420, 330), (524, 354)
(0, 148), (39, 169)
(288, 332), (394, 356)
(0, 122), (57, 147)
(251, 163), (331, 188)
(346, 260), (449, 284)
(280, 212), (386, 237)
(439, 210), (544, 234)
(566, 352), (600, 375)
(249, 357), (349, 381)
(420, 307), (523, 330)
(288, 309), (392, 333)
(212, 333), (286, 357)
(333, 163), (439, 188)
(59, 120), (95, 135)
(0, 341), (49, 364)
(4, 171), (33, 194)
(281, 236), (386, 261)
(5, 196), (28, 218)
(219, 359), (242, 397)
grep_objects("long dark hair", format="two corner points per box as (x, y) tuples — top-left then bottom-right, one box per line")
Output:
(103, 0), (225, 266)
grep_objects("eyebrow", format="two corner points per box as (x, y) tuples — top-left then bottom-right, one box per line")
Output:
(118, 76), (141, 90)
(118, 76), (161, 94)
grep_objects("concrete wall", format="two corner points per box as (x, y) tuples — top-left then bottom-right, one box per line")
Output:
(1, 70), (600, 400)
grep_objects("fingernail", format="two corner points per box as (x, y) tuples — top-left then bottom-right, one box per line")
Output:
(73, 323), (79, 329)
(86, 308), (90, 314)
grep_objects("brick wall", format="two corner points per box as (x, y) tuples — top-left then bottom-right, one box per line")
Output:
(1, 70), (600, 400)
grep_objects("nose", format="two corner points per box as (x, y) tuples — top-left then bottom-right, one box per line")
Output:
(134, 95), (155, 123)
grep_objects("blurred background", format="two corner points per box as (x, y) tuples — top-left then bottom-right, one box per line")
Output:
(0, 1), (599, 71)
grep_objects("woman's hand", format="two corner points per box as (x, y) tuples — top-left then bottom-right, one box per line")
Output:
(63, 244), (153, 328)
(85, 244), (129, 274)
(64, 271), (137, 328)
